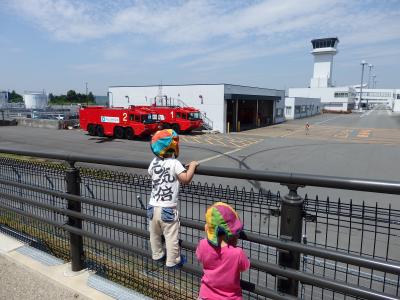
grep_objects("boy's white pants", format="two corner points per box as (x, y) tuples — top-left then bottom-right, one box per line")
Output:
(148, 206), (181, 267)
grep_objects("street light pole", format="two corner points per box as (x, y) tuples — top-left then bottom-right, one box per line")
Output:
(125, 95), (130, 105)
(366, 64), (373, 108)
(372, 75), (377, 88)
(367, 64), (373, 88)
(359, 60), (367, 110)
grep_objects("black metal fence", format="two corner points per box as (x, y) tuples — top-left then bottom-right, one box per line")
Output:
(0, 149), (399, 300)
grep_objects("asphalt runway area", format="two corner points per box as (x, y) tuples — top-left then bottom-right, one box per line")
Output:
(0, 109), (400, 206)
(0, 126), (262, 165)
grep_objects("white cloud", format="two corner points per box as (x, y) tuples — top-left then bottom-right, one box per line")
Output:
(6, 0), (400, 69)
(102, 46), (129, 60)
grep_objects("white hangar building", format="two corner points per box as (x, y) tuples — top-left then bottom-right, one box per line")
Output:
(108, 84), (285, 133)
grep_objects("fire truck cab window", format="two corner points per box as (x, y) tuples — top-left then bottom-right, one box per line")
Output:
(135, 115), (141, 122)
(130, 114), (134, 121)
(176, 112), (181, 118)
(182, 113), (187, 119)
(188, 112), (201, 120)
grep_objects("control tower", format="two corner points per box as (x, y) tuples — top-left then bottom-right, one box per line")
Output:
(310, 37), (339, 88)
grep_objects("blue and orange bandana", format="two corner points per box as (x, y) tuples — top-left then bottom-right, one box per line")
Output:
(150, 129), (179, 158)
(206, 202), (243, 246)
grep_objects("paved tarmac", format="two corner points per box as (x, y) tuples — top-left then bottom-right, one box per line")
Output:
(0, 109), (399, 206)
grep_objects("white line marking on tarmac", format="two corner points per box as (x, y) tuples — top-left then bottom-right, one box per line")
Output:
(280, 129), (302, 137)
(313, 115), (343, 125)
(360, 106), (377, 118)
(198, 148), (244, 164)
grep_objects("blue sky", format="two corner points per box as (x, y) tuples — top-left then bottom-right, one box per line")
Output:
(1, 0), (399, 95)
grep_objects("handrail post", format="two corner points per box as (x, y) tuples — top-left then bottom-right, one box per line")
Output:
(278, 183), (304, 296)
(65, 161), (84, 271)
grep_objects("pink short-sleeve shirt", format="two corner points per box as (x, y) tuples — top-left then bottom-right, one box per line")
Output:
(196, 239), (250, 300)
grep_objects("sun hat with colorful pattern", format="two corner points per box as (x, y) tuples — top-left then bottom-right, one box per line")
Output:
(150, 129), (180, 158)
(205, 202), (244, 246)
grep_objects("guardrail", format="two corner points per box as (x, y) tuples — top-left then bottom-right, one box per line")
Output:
(0, 148), (399, 299)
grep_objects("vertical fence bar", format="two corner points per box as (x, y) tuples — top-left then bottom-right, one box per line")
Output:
(65, 161), (84, 271)
(278, 184), (304, 296)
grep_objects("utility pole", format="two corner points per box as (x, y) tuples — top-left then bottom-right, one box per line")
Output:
(85, 82), (88, 106)
(359, 60), (368, 110)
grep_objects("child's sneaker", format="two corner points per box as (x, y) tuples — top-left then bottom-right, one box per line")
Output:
(153, 254), (166, 264)
(166, 255), (187, 269)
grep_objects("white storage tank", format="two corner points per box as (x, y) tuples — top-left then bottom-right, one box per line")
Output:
(0, 91), (8, 108)
(24, 92), (48, 109)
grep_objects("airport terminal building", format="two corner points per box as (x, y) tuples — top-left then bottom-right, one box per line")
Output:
(289, 38), (356, 112)
(108, 84), (285, 133)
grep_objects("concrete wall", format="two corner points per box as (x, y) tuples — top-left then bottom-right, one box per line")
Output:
(18, 118), (62, 129)
(285, 97), (321, 120)
(17, 118), (79, 129)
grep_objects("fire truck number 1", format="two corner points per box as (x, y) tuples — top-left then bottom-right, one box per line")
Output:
(170, 111), (174, 119)
(123, 113), (127, 122)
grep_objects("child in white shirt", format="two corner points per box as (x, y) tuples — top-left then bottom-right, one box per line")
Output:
(148, 129), (198, 267)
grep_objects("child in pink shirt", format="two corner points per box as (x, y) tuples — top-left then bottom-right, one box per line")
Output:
(196, 202), (250, 300)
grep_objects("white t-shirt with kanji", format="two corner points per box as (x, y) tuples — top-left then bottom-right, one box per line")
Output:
(148, 157), (186, 208)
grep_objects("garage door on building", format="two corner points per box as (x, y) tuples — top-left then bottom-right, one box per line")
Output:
(226, 94), (276, 132)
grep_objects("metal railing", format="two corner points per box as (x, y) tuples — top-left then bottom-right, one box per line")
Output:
(0, 148), (399, 299)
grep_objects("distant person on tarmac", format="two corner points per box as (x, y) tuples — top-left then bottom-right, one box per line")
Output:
(147, 129), (199, 268)
(305, 122), (310, 135)
(196, 202), (250, 300)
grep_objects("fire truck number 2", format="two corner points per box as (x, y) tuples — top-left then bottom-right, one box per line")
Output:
(123, 113), (127, 122)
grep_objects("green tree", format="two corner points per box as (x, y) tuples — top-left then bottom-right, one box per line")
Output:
(66, 90), (77, 103)
(8, 90), (23, 103)
(87, 92), (95, 103)
(48, 90), (97, 104)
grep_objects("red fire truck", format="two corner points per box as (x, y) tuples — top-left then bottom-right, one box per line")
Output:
(135, 105), (203, 133)
(79, 106), (162, 139)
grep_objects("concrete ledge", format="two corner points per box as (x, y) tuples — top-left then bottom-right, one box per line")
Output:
(0, 232), (153, 300)
(0, 232), (24, 253)
(0, 232), (111, 300)
(17, 118), (62, 129)
(16, 118), (79, 130)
